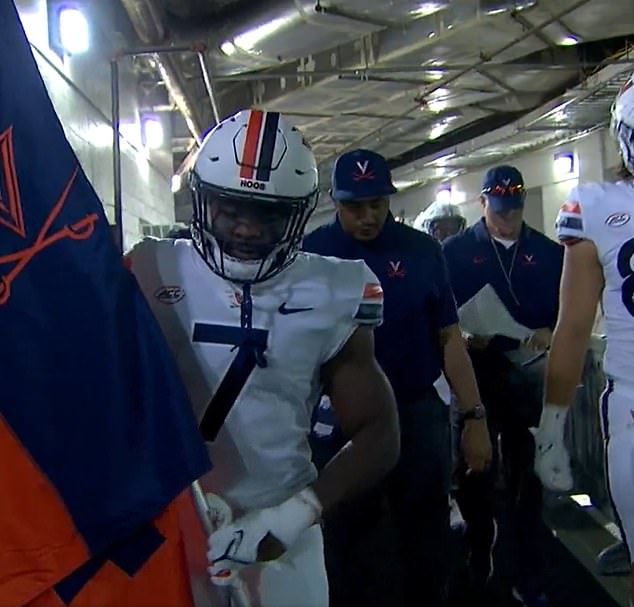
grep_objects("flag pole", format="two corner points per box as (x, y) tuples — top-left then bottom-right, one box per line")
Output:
(110, 57), (123, 254)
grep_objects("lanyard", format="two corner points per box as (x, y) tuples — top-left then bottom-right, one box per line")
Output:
(489, 238), (522, 307)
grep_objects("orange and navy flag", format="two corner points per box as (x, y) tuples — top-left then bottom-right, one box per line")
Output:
(0, 2), (210, 605)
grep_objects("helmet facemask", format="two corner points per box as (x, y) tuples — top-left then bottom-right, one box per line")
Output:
(191, 175), (317, 284)
(611, 75), (634, 178)
(425, 215), (466, 242)
(612, 116), (634, 178)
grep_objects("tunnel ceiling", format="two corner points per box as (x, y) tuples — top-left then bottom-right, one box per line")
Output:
(119, 0), (634, 206)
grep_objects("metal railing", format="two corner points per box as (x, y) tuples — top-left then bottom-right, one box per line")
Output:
(566, 336), (610, 515)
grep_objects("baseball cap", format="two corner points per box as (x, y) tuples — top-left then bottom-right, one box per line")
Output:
(330, 149), (397, 202)
(481, 165), (526, 213)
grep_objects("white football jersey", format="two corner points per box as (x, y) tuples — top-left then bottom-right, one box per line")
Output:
(126, 238), (383, 510)
(556, 180), (634, 383)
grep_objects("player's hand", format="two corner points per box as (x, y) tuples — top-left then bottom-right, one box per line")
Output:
(533, 432), (573, 491)
(461, 418), (492, 473)
(207, 488), (321, 581)
(464, 333), (492, 351)
(524, 327), (552, 352)
(531, 403), (573, 492)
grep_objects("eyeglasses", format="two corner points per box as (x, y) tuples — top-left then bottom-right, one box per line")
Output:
(481, 184), (525, 196)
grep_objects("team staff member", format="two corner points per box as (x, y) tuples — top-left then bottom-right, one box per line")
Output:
(443, 165), (563, 607)
(304, 149), (491, 607)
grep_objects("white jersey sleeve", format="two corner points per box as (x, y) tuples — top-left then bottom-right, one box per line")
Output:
(318, 257), (383, 363)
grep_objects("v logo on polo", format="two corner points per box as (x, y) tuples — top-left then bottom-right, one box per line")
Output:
(387, 261), (406, 278)
(523, 254), (536, 265)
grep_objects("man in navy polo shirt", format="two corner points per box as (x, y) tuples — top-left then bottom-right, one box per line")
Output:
(304, 149), (491, 607)
(443, 165), (563, 607)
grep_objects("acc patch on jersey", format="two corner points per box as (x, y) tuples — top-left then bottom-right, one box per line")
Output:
(154, 285), (185, 304)
(354, 282), (384, 324)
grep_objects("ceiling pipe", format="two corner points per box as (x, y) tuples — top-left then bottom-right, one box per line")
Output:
(313, 1), (399, 28)
(318, 0), (593, 167)
(197, 50), (222, 125)
(207, 58), (634, 82)
(119, 0), (204, 141)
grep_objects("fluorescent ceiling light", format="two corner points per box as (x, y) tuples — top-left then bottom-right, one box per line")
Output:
(410, 2), (448, 17)
(58, 7), (90, 55)
(393, 179), (420, 189)
(220, 41), (236, 56)
(142, 116), (164, 149)
(554, 152), (576, 178)
(234, 15), (295, 52)
(560, 35), (579, 46)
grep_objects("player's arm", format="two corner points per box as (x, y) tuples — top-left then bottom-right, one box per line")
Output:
(312, 326), (400, 512)
(545, 239), (603, 408)
(533, 198), (602, 492)
(207, 326), (399, 570)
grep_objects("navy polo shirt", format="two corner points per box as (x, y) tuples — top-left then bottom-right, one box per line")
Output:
(303, 214), (458, 403)
(442, 218), (563, 346)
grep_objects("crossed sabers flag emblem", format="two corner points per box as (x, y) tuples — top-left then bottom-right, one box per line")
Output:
(0, 126), (98, 305)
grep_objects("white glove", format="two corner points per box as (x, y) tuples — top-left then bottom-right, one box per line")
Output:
(532, 403), (574, 492)
(207, 488), (322, 581)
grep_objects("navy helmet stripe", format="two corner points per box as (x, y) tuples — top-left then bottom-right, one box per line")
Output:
(255, 112), (280, 182)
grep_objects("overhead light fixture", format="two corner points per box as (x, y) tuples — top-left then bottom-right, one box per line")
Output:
(514, 0), (537, 9)
(430, 153), (456, 166)
(233, 15), (295, 52)
(427, 69), (444, 80)
(553, 152), (575, 178)
(485, 7), (508, 15)
(58, 6), (90, 55)
(429, 122), (450, 139)
(560, 35), (579, 46)
(426, 87), (451, 112)
(141, 115), (164, 149)
(220, 41), (236, 56)
(410, 2), (449, 17)
(393, 179), (420, 190)
(171, 174), (182, 193)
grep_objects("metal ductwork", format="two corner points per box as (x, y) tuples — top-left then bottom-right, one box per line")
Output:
(167, 0), (539, 77)
(178, 0), (385, 76)
(119, 0), (204, 140)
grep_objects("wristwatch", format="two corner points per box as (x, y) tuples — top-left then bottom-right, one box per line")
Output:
(460, 404), (487, 421)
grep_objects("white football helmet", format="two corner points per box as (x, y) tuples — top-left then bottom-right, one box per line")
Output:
(611, 72), (634, 177)
(413, 201), (466, 242)
(189, 109), (319, 283)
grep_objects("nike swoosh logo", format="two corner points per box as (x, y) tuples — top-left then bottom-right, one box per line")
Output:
(278, 302), (314, 315)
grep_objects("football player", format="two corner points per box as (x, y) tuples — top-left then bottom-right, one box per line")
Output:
(414, 200), (467, 243)
(126, 109), (400, 607)
(533, 73), (634, 606)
